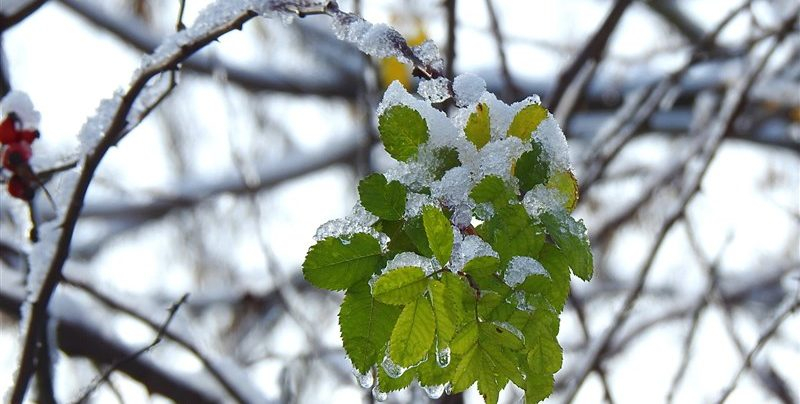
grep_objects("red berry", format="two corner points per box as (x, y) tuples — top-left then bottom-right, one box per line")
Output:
(20, 130), (39, 144)
(2, 141), (33, 170)
(0, 114), (19, 145)
(7, 175), (35, 201)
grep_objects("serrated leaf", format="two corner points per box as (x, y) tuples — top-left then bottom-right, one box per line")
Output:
(547, 170), (579, 212)
(376, 365), (416, 392)
(378, 105), (429, 162)
(465, 103), (490, 149)
(389, 295), (436, 366)
(373, 266), (429, 305)
(462, 256), (500, 277)
(378, 219), (417, 257)
(432, 147), (461, 180)
(451, 343), (479, 393)
(482, 342), (525, 388)
(339, 283), (401, 373)
(303, 233), (384, 291)
(422, 205), (453, 265)
(476, 204), (545, 262)
(507, 104), (547, 141)
(403, 216), (433, 257)
(480, 322), (523, 351)
(526, 333), (562, 374)
(525, 373), (554, 403)
(429, 279), (458, 344)
(514, 141), (549, 193)
(451, 320), (478, 355)
(540, 212), (593, 281)
(536, 244), (571, 312)
(417, 345), (453, 386)
(476, 355), (501, 404)
(470, 175), (515, 206)
(359, 173), (407, 220)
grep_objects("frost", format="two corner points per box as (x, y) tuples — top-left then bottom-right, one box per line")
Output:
(450, 235), (498, 272)
(430, 166), (473, 207)
(0, 91), (40, 130)
(452, 73), (486, 107)
(504, 256), (548, 287)
(522, 185), (566, 217)
(417, 77), (451, 103)
(532, 114), (571, 172)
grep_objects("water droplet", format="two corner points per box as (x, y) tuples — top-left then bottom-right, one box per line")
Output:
(422, 384), (446, 399)
(445, 383), (453, 395)
(381, 356), (407, 378)
(372, 384), (388, 402)
(436, 347), (451, 367)
(352, 368), (373, 389)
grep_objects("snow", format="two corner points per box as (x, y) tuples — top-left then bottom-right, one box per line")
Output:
(504, 256), (548, 287)
(77, 91), (124, 156)
(473, 136), (530, 184)
(522, 184), (566, 217)
(450, 235), (498, 272)
(411, 39), (445, 72)
(403, 191), (435, 218)
(313, 204), (388, 250)
(382, 252), (437, 276)
(417, 77), (451, 103)
(26, 221), (61, 296)
(452, 73), (486, 107)
(532, 114), (571, 172)
(430, 166), (473, 207)
(0, 91), (40, 130)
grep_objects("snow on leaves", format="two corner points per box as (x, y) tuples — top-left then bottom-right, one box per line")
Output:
(302, 74), (593, 403)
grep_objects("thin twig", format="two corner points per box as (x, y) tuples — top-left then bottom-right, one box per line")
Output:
(561, 16), (794, 401)
(715, 294), (799, 403)
(546, 0), (633, 111)
(72, 294), (189, 404)
(483, 0), (518, 101)
(444, 0), (456, 82)
(62, 277), (252, 403)
(0, 0), (49, 32)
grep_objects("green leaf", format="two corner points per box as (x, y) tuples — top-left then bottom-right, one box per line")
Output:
(480, 322), (523, 351)
(465, 103), (490, 149)
(526, 333), (562, 374)
(429, 279), (458, 344)
(547, 170), (579, 212)
(389, 295), (436, 366)
(303, 233), (384, 291)
(403, 216), (433, 257)
(507, 104), (547, 141)
(462, 256), (500, 278)
(451, 343), (480, 393)
(378, 105), (429, 162)
(536, 244), (571, 313)
(540, 212), (593, 281)
(358, 173), (407, 220)
(417, 344), (453, 386)
(378, 219), (417, 257)
(373, 266), (429, 305)
(376, 365), (416, 392)
(476, 204), (545, 262)
(339, 283), (402, 373)
(470, 175), (515, 207)
(514, 141), (549, 193)
(451, 320), (479, 355)
(525, 373), (554, 403)
(432, 147), (461, 180)
(422, 205), (453, 265)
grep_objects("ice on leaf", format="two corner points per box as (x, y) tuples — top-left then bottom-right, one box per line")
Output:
(504, 256), (548, 287)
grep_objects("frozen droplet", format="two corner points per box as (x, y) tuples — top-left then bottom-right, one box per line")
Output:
(504, 256), (548, 287)
(473, 202), (495, 221)
(436, 346), (451, 367)
(381, 356), (407, 379)
(353, 368), (374, 389)
(372, 384), (388, 402)
(445, 383), (453, 395)
(418, 77), (451, 103)
(422, 383), (446, 399)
